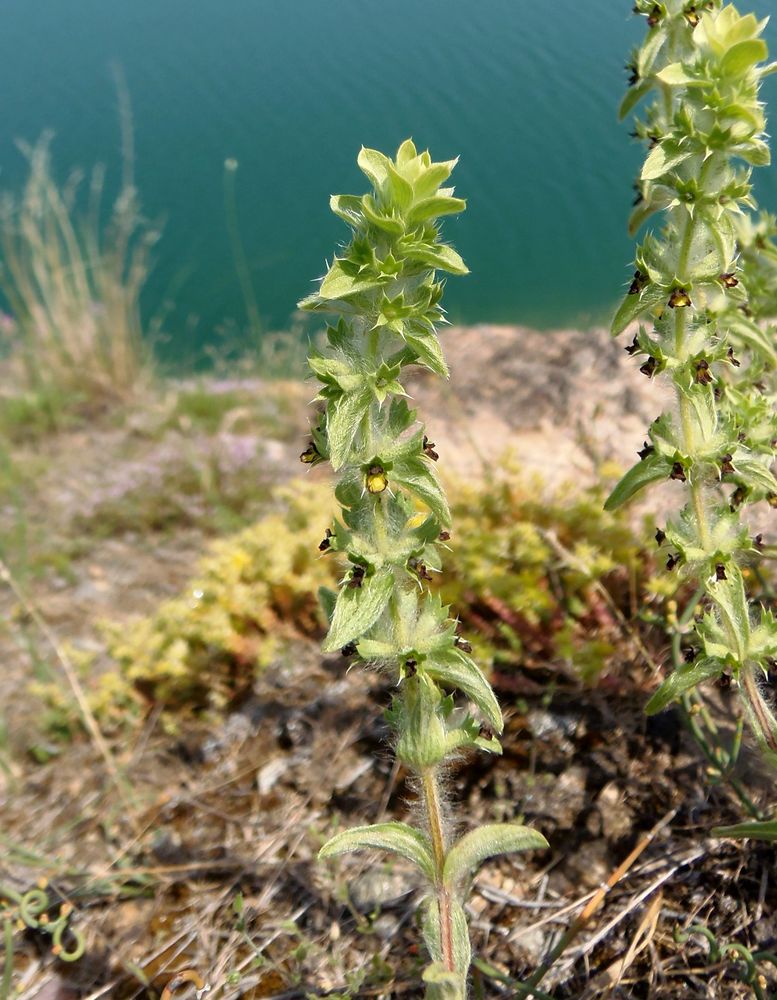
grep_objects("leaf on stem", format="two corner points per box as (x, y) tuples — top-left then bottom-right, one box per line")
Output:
(322, 571), (393, 652)
(319, 260), (385, 301)
(645, 656), (724, 715)
(421, 897), (471, 976)
(611, 283), (666, 336)
(327, 388), (372, 469)
(443, 824), (548, 890)
(604, 454), (671, 510)
(424, 651), (503, 732)
(393, 455), (452, 526)
(319, 821), (436, 880)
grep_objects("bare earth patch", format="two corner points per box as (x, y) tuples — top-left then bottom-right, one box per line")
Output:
(1, 327), (775, 999)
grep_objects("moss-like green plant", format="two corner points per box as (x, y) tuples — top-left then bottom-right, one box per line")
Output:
(28, 467), (649, 737)
(300, 140), (547, 998)
(612, 4), (777, 765)
(442, 465), (651, 683)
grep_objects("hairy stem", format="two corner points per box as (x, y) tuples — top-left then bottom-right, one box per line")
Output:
(422, 767), (454, 973)
(741, 665), (777, 761)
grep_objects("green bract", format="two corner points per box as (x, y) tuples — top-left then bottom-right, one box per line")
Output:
(300, 141), (546, 998)
(613, 4), (777, 763)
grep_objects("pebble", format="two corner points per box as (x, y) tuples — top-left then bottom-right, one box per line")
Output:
(257, 756), (289, 795)
(597, 780), (634, 841)
(349, 868), (417, 912)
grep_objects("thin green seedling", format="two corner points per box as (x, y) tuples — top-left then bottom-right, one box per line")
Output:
(299, 140), (547, 998)
(674, 923), (777, 998)
(0, 879), (85, 999)
(611, 3), (777, 823)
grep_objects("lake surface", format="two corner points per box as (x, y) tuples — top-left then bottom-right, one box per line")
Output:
(3, 0), (777, 365)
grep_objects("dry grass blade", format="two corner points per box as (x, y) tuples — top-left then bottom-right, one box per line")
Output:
(514, 809), (677, 999)
(0, 558), (137, 820)
(0, 133), (157, 406)
(579, 890), (663, 998)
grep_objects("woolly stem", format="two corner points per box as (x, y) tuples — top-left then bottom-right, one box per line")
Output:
(422, 766), (455, 974)
(741, 664), (777, 764)
(673, 157), (715, 554)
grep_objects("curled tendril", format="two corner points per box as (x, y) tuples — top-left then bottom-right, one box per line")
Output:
(675, 924), (777, 997)
(0, 883), (85, 967)
(51, 919), (86, 962)
(18, 887), (48, 926)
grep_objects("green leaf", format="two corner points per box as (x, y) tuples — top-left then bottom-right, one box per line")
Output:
(611, 283), (665, 336)
(739, 139), (771, 167)
(403, 242), (469, 276)
(327, 389), (372, 470)
(413, 159), (457, 199)
(406, 196), (466, 226)
(710, 571), (750, 664)
(355, 638), (397, 660)
(628, 190), (672, 236)
(641, 144), (693, 182)
(362, 195), (405, 235)
(421, 964), (465, 1000)
(396, 138), (417, 165)
(655, 63), (700, 86)
(319, 260), (384, 300)
(386, 163), (414, 210)
(712, 820), (777, 842)
(443, 824), (548, 889)
(319, 821), (435, 880)
(604, 454), (670, 511)
(733, 457), (777, 495)
(636, 24), (666, 78)
(394, 456), (451, 526)
(619, 80), (651, 121)
(319, 586), (337, 622)
(404, 328), (449, 377)
(645, 656), (724, 715)
(329, 194), (363, 225)
(728, 315), (777, 362)
(421, 897), (471, 976)
(720, 39), (768, 76)
(357, 147), (391, 189)
(424, 652), (503, 732)
(322, 571), (393, 652)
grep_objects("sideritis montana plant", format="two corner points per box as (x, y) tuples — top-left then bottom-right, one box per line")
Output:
(299, 140), (547, 998)
(611, 3), (777, 780)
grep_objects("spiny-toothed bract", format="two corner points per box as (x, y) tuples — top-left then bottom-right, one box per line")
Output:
(612, 3), (777, 770)
(299, 140), (547, 998)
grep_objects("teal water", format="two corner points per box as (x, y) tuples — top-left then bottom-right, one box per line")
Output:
(3, 1), (777, 365)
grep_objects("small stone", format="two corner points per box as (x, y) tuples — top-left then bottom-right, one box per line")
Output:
(349, 868), (417, 912)
(372, 912), (400, 941)
(597, 781), (633, 841)
(257, 757), (288, 795)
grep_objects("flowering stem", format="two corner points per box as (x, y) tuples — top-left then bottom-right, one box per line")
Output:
(303, 140), (547, 995)
(611, 4), (777, 759)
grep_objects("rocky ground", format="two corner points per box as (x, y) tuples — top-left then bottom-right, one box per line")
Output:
(1, 325), (775, 1000)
